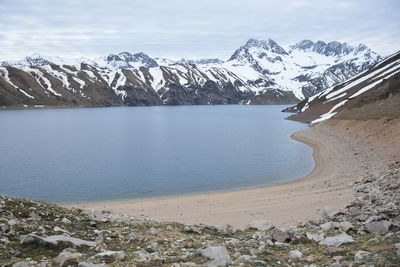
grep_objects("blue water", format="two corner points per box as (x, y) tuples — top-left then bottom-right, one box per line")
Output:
(0, 105), (313, 203)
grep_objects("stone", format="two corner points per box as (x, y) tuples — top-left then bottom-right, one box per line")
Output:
(148, 227), (158, 235)
(56, 251), (82, 267)
(340, 221), (354, 232)
(325, 247), (345, 255)
(319, 232), (354, 247)
(133, 250), (150, 260)
(272, 230), (291, 243)
(306, 232), (325, 242)
(236, 255), (252, 263)
(323, 206), (341, 218)
(224, 238), (240, 248)
(95, 250), (125, 261)
(247, 220), (274, 231)
(145, 242), (159, 253)
(20, 234), (96, 247)
(199, 246), (232, 267)
(394, 243), (400, 260)
(289, 250), (303, 260)
(320, 222), (333, 231)
(127, 233), (137, 243)
(364, 221), (393, 234)
(12, 263), (29, 267)
(184, 225), (202, 234)
(95, 235), (107, 251)
(61, 217), (72, 224)
(354, 250), (370, 261)
(78, 263), (109, 267)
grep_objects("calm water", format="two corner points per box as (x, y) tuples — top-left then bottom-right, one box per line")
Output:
(0, 105), (313, 203)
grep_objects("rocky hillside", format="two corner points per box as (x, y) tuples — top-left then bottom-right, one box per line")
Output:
(285, 51), (400, 123)
(0, 39), (380, 109)
(1, 161), (399, 266)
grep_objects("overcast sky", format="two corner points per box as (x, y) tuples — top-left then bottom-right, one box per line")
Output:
(0, 0), (399, 60)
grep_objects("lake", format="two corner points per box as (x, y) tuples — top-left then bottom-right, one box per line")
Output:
(0, 105), (314, 203)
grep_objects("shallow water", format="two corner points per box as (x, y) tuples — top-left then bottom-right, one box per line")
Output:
(0, 105), (313, 203)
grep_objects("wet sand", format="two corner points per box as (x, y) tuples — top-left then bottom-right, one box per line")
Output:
(66, 118), (399, 227)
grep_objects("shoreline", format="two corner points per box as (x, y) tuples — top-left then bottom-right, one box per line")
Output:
(66, 118), (396, 227)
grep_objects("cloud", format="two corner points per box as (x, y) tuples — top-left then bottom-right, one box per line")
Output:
(0, 0), (399, 60)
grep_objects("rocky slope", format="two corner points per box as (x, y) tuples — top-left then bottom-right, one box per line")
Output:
(1, 160), (399, 266)
(0, 39), (380, 108)
(285, 51), (400, 123)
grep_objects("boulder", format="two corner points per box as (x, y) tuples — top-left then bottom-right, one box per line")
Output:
(236, 255), (252, 263)
(224, 238), (240, 248)
(95, 250), (125, 261)
(340, 221), (354, 232)
(324, 247), (345, 255)
(247, 220), (274, 231)
(199, 246), (232, 267)
(56, 251), (82, 267)
(323, 206), (341, 218)
(289, 250), (303, 260)
(78, 263), (109, 267)
(320, 222), (333, 231)
(272, 230), (291, 243)
(364, 220), (393, 234)
(394, 243), (400, 260)
(12, 263), (29, 267)
(306, 232), (325, 242)
(319, 232), (354, 247)
(20, 234), (96, 247)
(354, 250), (370, 261)
(148, 227), (158, 235)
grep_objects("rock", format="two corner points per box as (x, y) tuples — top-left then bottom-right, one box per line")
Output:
(325, 247), (345, 255)
(78, 262), (109, 267)
(56, 251), (82, 267)
(95, 250), (125, 261)
(272, 230), (291, 243)
(224, 238), (240, 248)
(127, 233), (137, 243)
(247, 220), (274, 231)
(320, 222), (333, 231)
(95, 235), (107, 251)
(184, 225), (202, 234)
(145, 242), (159, 253)
(29, 212), (41, 220)
(20, 234), (96, 247)
(148, 227), (158, 235)
(12, 263), (29, 267)
(354, 250), (370, 261)
(323, 206), (341, 218)
(394, 243), (400, 260)
(340, 221), (354, 232)
(133, 250), (150, 260)
(236, 255), (252, 263)
(319, 232), (354, 247)
(199, 246), (232, 267)
(61, 217), (72, 224)
(289, 250), (303, 260)
(364, 220), (393, 234)
(306, 232), (325, 242)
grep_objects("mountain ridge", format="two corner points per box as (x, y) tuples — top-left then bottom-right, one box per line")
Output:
(0, 38), (381, 108)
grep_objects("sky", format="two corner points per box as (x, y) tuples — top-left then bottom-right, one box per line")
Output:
(0, 0), (399, 60)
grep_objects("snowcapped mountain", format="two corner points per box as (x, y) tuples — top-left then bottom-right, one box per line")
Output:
(0, 38), (381, 108)
(285, 51), (400, 124)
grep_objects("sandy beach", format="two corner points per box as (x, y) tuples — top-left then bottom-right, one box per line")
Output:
(67, 118), (399, 227)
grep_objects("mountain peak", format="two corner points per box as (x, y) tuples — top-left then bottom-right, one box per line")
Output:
(244, 38), (288, 55)
(104, 52), (158, 68)
(291, 40), (361, 57)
